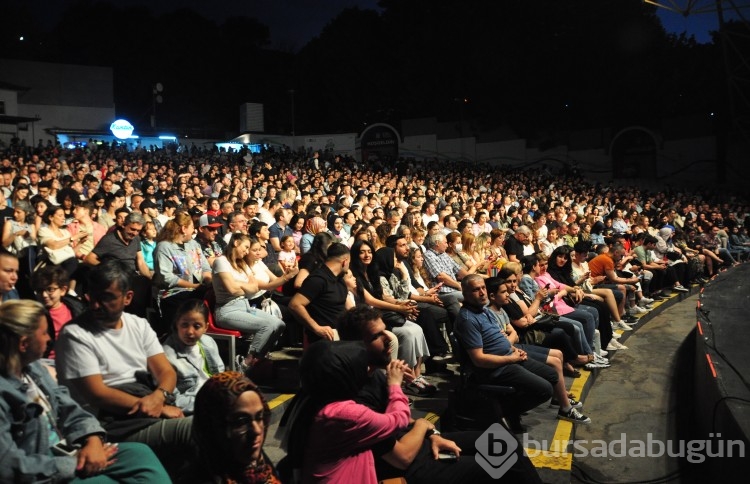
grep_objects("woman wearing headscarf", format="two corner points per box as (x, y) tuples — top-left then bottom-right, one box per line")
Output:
(654, 226), (690, 288)
(284, 341), (410, 483)
(300, 216), (328, 255)
(189, 371), (280, 483)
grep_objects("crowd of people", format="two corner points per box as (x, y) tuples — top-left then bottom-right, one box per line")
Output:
(1, 139), (749, 482)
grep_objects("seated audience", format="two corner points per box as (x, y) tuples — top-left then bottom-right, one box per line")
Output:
(0, 299), (170, 483)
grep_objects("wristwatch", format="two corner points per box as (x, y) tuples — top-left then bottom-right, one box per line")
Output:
(158, 387), (176, 406)
(426, 428), (441, 438)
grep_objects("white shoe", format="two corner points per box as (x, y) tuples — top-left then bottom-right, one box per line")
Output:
(639, 297), (655, 305)
(629, 306), (648, 315)
(611, 331), (621, 339)
(599, 349), (609, 357)
(612, 320), (634, 331)
(607, 340), (628, 350)
(593, 353), (609, 365)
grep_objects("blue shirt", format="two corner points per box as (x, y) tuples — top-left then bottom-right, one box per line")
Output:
(455, 305), (513, 376)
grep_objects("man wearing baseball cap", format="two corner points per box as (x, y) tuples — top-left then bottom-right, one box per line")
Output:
(196, 213), (225, 267)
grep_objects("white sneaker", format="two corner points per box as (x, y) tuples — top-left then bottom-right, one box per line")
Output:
(629, 305), (648, 315)
(611, 332), (621, 339)
(599, 349), (609, 357)
(612, 320), (634, 331)
(639, 297), (655, 305)
(607, 340), (628, 350)
(593, 353), (609, 365)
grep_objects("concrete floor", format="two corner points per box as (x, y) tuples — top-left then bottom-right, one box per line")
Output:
(572, 294), (698, 483)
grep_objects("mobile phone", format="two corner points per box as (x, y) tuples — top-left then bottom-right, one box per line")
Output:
(545, 283), (551, 289)
(438, 452), (458, 460)
(52, 440), (80, 457)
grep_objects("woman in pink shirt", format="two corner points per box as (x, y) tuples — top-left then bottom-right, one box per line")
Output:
(286, 340), (410, 483)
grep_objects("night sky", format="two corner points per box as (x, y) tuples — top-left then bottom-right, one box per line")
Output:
(26, 0), (723, 48)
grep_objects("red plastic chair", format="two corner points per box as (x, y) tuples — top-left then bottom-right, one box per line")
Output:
(203, 289), (242, 370)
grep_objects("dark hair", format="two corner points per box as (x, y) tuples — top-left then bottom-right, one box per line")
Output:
(486, 276), (506, 295)
(87, 259), (132, 294)
(338, 305), (382, 341)
(325, 242), (350, 261)
(248, 220), (267, 238)
(172, 299), (209, 332)
(349, 240), (382, 299)
(31, 265), (70, 291)
(520, 254), (539, 275)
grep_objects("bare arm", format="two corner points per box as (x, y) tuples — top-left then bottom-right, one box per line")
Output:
(381, 418), (434, 470)
(289, 292), (335, 340)
(1, 220), (15, 248)
(216, 270), (259, 297)
(84, 251), (101, 266)
(466, 346), (526, 369)
(136, 251), (152, 279)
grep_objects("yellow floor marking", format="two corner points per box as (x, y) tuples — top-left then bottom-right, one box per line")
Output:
(268, 393), (295, 410)
(530, 367), (593, 470)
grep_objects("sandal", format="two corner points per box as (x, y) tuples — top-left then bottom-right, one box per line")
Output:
(563, 367), (582, 378)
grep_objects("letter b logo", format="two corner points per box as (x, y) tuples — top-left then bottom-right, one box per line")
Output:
(475, 423), (519, 479)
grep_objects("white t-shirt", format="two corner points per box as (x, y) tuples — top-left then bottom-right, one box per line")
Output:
(212, 256), (250, 306)
(56, 312), (164, 389)
(246, 260), (270, 300)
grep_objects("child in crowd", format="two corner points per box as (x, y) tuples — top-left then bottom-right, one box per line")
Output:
(140, 220), (158, 271)
(162, 299), (225, 415)
(31, 265), (85, 359)
(278, 234), (297, 269)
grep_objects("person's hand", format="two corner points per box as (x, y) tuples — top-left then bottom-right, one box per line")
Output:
(15, 229), (28, 237)
(128, 392), (164, 418)
(314, 324), (335, 341)
(426, 283), (443, 296)
(536, 287), (549, 300)
(386, 359), (407, 386)
(430, 435), (462, 460)
(283, 264), (299, 279)
(77, 438), (117, 477)
(161, 405), (185, 419)
(428, 293), (443, 306)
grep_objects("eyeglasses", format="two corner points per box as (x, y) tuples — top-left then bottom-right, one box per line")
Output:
(35, 286), (60, 294)
(227, 412), (266, 435)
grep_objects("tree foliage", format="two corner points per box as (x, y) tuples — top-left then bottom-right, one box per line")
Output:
(1, 0), (723, 137)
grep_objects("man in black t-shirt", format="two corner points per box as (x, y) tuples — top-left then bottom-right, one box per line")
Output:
(289, 243), (351, 342)
(504, 225), (531, 262)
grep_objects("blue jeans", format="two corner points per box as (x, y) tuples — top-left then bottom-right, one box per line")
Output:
(563, 305), (598, 354)
(215, 297), (285, 357)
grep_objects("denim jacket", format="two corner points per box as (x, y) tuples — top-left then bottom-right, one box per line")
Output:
(162, 334), (225, 415)
(0, 361), (105, 483)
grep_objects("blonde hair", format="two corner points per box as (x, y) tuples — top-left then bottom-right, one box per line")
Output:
(504, 261), (523, 275)
(0, 300), (46, 376)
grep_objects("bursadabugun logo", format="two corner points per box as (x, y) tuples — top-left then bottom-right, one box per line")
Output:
(475, 423), (519, 479)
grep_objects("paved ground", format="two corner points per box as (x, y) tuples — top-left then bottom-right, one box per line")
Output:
(238, 286), (702, 483)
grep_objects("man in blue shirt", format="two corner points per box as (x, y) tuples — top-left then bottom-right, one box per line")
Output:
(454, 274), (591, 427)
